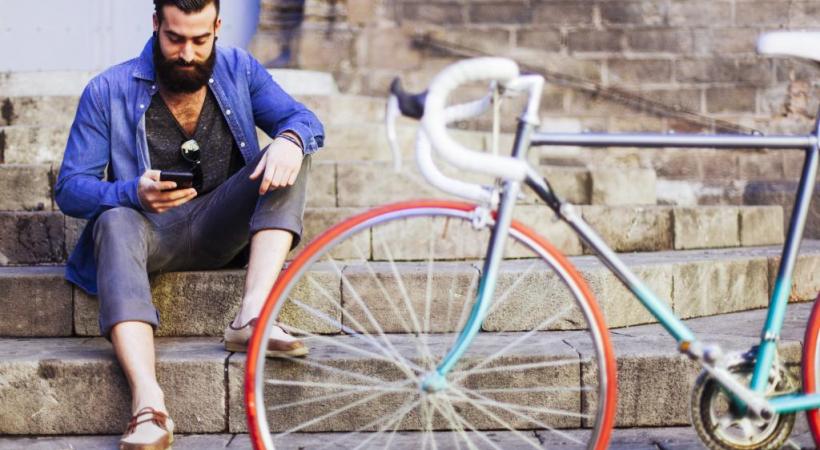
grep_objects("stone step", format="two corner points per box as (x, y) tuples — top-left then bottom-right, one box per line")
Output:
(0, 93), (387, 128)
(2, 241), (817, 338)
(0, 125), (69, 164)
(331, 160), (657, 207)
(0, 69), (338, 98)
(0, 425), (813, 449)
(1, 122), (508, 165)
(538, 146), (807, 185)
(0, 159), (660, 213)
(0, 161), (334, 211)
(0, 203), (784, 266)
(658, 178), (820, 243)
(0, 304), (816, 436)
(0, 164), (53, 211)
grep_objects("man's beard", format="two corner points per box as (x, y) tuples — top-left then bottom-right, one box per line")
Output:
(153, 37), (216, 93)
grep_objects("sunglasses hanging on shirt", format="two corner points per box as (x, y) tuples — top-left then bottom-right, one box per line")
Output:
(180, 139), (203, 192)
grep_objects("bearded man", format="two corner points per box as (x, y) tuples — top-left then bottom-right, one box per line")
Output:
(55, 1), (324, 448)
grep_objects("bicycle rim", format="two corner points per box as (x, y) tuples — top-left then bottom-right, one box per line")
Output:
(245, 200), (617, 449)
(802, 293), (820, 444)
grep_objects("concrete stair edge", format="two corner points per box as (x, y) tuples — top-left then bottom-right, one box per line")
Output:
(0, 303), (816, 435)
(0, 204), (786, 265)
(2, 242), (819, 338)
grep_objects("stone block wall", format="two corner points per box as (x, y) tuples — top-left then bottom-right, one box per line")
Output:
(248, 0), (307, 67)
(253, 0), (820, 134)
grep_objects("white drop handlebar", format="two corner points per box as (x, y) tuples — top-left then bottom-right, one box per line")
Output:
(387, 57), (546, 205)
(422, 57), (529, 183)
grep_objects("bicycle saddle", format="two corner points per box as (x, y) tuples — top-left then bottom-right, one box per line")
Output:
(758, 31), (820, 63)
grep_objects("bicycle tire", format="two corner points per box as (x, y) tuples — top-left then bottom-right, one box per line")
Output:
(802, 293), (820, 445)
(244, 200), (617, 449)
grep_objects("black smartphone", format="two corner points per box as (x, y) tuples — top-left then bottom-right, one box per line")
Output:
(159, 171), (194, 189)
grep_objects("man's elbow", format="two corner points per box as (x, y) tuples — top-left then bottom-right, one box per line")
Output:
(54, 179), (87, 219)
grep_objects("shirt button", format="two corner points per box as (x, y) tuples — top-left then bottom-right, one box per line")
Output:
(208, 78), (214, 84)
(226, 109), (232, 115)
(240, 142), (246, 148)
(139, 104), (145, 109)
(152, 85), (156, 89)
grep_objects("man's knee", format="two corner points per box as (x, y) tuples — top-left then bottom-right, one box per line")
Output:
(93, 207), (145, 243)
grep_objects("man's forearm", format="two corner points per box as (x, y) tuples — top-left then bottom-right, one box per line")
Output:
(55, 175), (143, 219)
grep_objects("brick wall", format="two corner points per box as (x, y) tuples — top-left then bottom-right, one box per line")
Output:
(253, 0), (820, 133)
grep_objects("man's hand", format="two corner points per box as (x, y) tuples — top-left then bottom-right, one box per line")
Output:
(250, 134), (304, 195)
(138, 170), (197, 213)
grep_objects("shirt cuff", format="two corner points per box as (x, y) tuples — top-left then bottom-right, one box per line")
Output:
(280, 123), (319, 155)
(125, 177), (145, 211)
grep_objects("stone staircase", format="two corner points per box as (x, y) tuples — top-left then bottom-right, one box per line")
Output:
(1, 69), (819, 449)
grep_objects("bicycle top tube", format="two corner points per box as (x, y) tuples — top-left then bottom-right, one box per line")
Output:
(530, 132), (817, 150)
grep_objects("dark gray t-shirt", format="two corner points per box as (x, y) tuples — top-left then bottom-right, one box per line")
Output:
(145, 88), (244, 194)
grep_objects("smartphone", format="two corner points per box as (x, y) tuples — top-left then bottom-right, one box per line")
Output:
(159, 171), (194, 189)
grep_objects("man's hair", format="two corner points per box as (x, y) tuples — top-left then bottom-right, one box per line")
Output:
(154, 0), (220, 24)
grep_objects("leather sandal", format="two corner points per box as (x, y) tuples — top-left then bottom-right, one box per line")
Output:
(224, 318), (308, 358)
(119, 407), (174, 450)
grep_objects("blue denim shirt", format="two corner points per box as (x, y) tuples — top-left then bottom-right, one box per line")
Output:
(55, 37), (325, 295)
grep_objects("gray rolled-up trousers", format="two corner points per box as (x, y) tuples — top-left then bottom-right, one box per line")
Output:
(93, 148), (310, 338)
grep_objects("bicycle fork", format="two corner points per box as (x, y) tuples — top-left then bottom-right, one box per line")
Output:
(421, 118), (535, 393)
(421, 178), (523, 393)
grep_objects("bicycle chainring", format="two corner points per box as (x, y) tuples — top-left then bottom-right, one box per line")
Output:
(690, 350), (797, 450)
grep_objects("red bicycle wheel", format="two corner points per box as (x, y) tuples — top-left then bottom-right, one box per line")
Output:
(244, 200), (617, 449)
(803, 293), (820, 444)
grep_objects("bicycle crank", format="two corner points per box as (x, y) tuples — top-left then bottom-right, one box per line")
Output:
(691, 348), (797, 449)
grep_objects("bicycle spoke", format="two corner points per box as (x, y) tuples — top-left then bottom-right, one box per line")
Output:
(444, 261), (463, 332)
(424, 225), (436, 335)
(277, 313), (424, 374)
(454, 393), (592, 420)
(428, 397), (439, 450)
(420, 399), (431, 450)
(450, 385), (591, 439)
(267, 384), (397, 414)
(382, 400), (409, 450)
(275, 384), (403, 438)
(324, 254), (422, 380)
(422, 225), (438, 368)
(451, 303), (576, 384)
(291, 286), (421, 382)
(470, 385), (592, 394)
(265, 378), (413, 393)
(442, 387), (542, 450)
(264, 343), (415, 388)
(451, 269), (480, 348)
(486, 258), (540, 317)
(350, 398), (422, 450)
(376, 232), (437, 366)
(445, 405), (505, 450)
(430, 395), (477, 450)
(318, 395), (420, 450)
(350, 238), (417, 337)
(265, 356), (413, 396)
(452, 358), (582, 378)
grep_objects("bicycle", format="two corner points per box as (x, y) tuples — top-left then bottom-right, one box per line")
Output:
(243, 31), (820, 449)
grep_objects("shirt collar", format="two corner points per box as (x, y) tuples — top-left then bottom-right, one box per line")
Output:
(132, 36), (156, 82)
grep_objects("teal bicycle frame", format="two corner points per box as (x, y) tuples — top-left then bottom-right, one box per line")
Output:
(426, 113), (820, 416)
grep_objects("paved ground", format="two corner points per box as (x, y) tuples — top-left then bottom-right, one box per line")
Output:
(0, 425), (814, 449)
